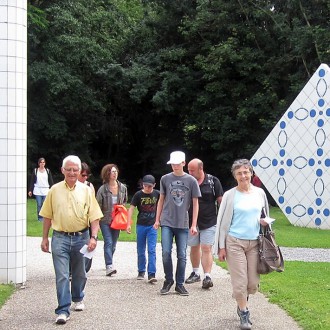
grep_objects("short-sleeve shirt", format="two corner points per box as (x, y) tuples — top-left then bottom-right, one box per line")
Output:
(159, 173), (201, 229)
(130, 189), (160, 226)
(189, 173), (224, 230)
(40, 180), (103, 232)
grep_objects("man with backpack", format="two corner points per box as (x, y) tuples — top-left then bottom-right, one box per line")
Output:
(185, 158), (223, 289)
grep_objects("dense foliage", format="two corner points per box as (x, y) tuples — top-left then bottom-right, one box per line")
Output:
(27, 0), (330, 192)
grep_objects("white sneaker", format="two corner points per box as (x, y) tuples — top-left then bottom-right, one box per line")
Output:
(55, 314), (70, 324)
(73, 301), (85, 311)
(106, 265), (117, 276)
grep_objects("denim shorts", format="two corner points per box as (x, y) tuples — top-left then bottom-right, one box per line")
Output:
(187, 225), (216, 246)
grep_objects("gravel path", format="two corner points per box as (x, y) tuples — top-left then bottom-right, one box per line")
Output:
(281, 247), (330, 262)
(1, 237), (325, 330)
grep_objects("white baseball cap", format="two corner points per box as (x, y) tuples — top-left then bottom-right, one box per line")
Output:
(167, 151), (186, 164)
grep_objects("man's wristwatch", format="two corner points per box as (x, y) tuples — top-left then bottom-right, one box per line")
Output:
(91, 235), (98, 241)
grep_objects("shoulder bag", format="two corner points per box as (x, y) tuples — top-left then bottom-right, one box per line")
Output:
(257, 224), (284, 274)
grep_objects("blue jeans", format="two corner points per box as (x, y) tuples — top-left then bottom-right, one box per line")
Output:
(100, 221), (120, 267)
(51, 230), (89, 317)
(161, 226), (188, 286)
(35, 195), (46, 221)
(136, 224), (157, 275)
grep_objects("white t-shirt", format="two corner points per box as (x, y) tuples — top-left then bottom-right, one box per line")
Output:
(33, 170), (50, 196)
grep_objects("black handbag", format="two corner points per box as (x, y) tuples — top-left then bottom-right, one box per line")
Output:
(257, 224), (284, 275)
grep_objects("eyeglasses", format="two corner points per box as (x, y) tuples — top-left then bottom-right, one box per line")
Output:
(64, 168), (79, 173)
(110, 170), (118, 173)
(81, 174), (89, 177)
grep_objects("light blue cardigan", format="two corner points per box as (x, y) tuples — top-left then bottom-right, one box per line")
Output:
(213, 185), (269, 254)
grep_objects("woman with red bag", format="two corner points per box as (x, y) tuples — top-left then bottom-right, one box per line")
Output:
(96, 164), (127, 276)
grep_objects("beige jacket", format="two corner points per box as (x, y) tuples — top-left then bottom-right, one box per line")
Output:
(213, 185), (269, 254)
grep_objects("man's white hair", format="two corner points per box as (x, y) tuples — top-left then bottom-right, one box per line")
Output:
(62, 155), (81, 169)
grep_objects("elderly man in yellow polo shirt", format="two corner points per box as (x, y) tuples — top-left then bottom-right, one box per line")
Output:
(40, 155), (103, 325)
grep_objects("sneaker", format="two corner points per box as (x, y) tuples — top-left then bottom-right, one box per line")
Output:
(55, 314), (70, 324)
(185, 271), (201, 284)
(148, 274), (157, 283)
(106, 266), (117, 276)
(73, 301), (85, 311)
(137, 272), (145, 280)
(202, 276), (213, 289)
(238, 309), (252, 330)
(160, 280), (174, 295)
(175, 284), (189, 296)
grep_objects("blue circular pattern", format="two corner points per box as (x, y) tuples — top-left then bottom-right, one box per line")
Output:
(288, 111), (293, 119)
(316, 198), (322, 206)
(325, 159), (330, 167)
(308, 158), (315, 166)
(272, 159), (278, 166)
(285, 206), (291, 213)
(323, 209), (330, 216)
(319, 69), (325, 77)
(280, 121), (286, 129)
(279, 168), (285, 176)
(310, 109), (316, 117)
(251, 159), (257, 167)
(315, 218), (322, 226)
(316, 169), (323, 177)
(317, 148), (323, 156)
(279, 149), (285, 157)
(326, 108), (330, 116)
(286, 159), (292, 166)
(279, 196), (284, 204)
(318, 119), (324, 127)
(308, 207), (314, 215)
(318, 99), (325, 107)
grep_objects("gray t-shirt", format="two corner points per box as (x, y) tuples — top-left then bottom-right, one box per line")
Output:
(159, 172), (201, 228)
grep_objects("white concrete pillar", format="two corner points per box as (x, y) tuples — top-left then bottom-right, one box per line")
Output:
(0, 0), (27, 284)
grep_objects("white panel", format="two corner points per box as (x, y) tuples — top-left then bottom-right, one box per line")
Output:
(0, 40), (7, 56)
(0, 205), (8, 219)
(7, 138), (15, 155)
(7, 236), (16, 252)
(0, 139), (7, 155)
(0, 71), (7, 88)
(252, 63), (330, 229)
(0, 123), (7, 138)
(0, 220), (8, 235)
(0, 88), (8, 106)
(7, 220), (15, 236)
(8, 56), (15, 71)
(0, 252), (7, 268)
(7, 252), (16, 268)
(0, 269), (8, 283)
(0, 55), (8, 71)
(0, 7), (7, 23)
(0, 236), (7, 252)
(8, 105), (15, 122)
(7, 88), (15, 106)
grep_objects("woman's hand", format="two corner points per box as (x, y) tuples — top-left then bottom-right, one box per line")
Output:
(126, 224), (131, 234)
(218, 248), (226, 262)
(260, 219), (268, 227)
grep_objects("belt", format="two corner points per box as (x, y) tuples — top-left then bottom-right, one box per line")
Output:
(54, 227), (89, 236)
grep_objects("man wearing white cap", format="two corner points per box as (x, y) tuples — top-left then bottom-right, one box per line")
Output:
(154, 151), (201, 296)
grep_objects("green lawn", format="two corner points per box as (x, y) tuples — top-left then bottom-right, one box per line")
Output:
(2, 200), (330, 330)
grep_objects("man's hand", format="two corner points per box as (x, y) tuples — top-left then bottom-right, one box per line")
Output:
(88, 237), (97, 251)
(153, 220), (160, 230)
(41, 238), (50, 253)
(126, 224), (132, 234)
(190, 225), (198, 236)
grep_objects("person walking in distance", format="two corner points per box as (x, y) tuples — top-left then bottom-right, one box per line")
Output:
(154, 151), (201, 296)
(185, 158), (223, 289)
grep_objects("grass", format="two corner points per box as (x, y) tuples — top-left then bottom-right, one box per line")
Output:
(1, 200), (330, 330)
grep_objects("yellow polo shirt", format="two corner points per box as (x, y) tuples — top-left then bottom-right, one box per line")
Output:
(40, 180), (103, 232)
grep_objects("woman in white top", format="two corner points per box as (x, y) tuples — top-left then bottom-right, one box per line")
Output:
(28, 157), (54, 221)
